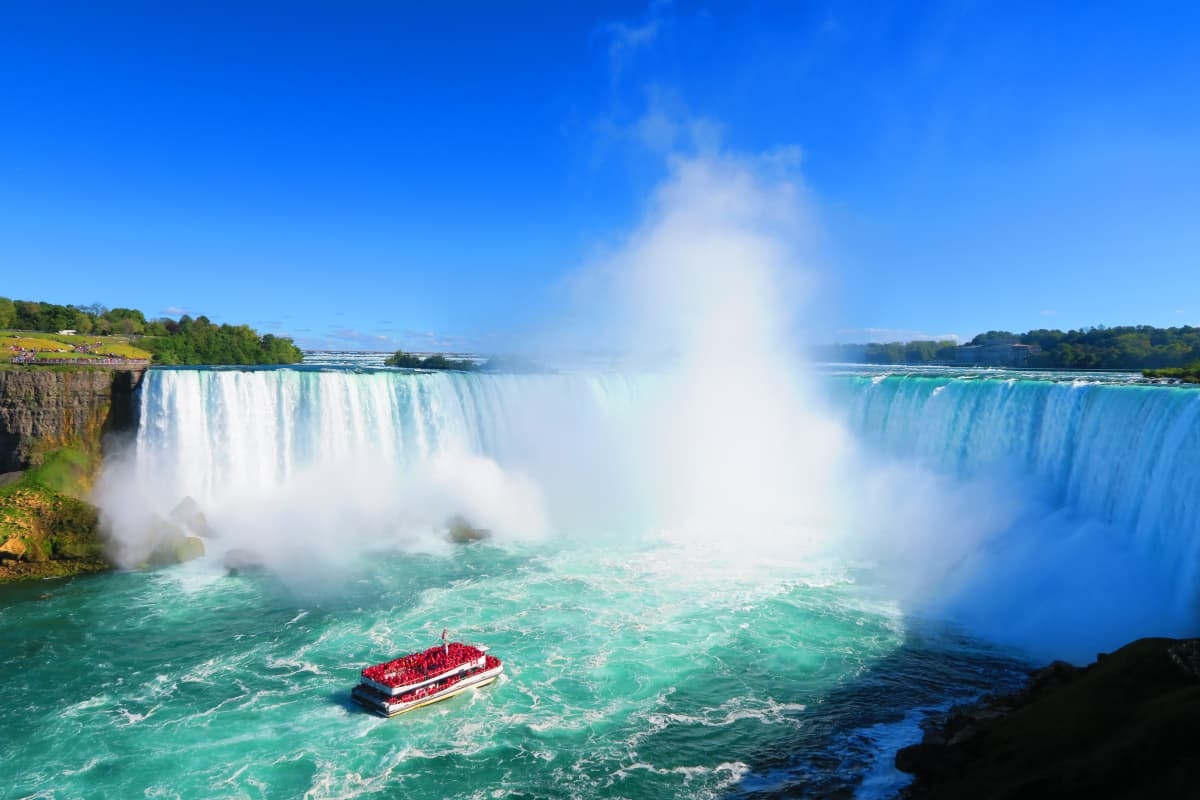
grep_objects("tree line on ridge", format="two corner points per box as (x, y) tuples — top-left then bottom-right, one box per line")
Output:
(817, 325), (1200, 371)
(0, 297), (303, 365)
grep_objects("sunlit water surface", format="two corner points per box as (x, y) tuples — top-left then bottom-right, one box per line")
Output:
(10, 357), (1191, 798)
(0, 542), (1024, 799)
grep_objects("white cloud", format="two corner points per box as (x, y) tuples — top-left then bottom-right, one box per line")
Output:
(324, 327), (399, 350)
(593, 85), (695, 153)
(633, 105), (678, 151)
(312, 326), (481, 353)
(598, 1), (665, 77)
(607, 18), (657, 58)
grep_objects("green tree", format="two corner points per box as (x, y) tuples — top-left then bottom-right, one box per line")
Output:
(2, 295), (303, 365)
(14, 301), (41, 329)
(104, 307), (146, 335)
(144, 318), (171, 337)
(140, 316), (302, 365)
(971, 330), (1019, 345)
(385, 350), (476, 370)
(73, 311), (94, 334)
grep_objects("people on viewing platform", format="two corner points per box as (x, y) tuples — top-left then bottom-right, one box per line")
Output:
(7, 344), (148, 366)
(9, 354), (150, 365)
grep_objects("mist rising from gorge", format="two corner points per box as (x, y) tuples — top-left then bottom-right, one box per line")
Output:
(89, 147), (1194, 663)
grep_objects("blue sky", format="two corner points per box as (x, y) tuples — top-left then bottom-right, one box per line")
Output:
(2, 1), (1198, 350)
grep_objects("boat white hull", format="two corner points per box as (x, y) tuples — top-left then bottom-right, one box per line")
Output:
(352, 663), (503, 717)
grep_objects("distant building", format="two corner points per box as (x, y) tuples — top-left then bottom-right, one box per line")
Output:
(58, 329), (77, 336)
(955, 342), (1040, 367)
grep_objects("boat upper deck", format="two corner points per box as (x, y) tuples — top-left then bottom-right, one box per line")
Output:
(362, 642), (488, 689)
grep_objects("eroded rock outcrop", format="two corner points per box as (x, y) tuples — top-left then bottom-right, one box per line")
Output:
(0, 482), (111, 581)
(0, 367), (144, 472)
(896, 638), (1200, 799)
(0, 369), (144, 582)
(0, 536), (27, 560)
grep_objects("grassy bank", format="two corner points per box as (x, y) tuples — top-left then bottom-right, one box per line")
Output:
(0, 447), (111, 582)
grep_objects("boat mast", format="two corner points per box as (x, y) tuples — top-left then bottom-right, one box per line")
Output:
(442, 628), (449, 656)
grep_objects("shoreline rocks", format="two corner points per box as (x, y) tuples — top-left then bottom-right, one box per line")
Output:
(895, 637), (1200, 799)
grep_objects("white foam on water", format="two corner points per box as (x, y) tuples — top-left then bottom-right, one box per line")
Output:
(851, 709), (929, 799)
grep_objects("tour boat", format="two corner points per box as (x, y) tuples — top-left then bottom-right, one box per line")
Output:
(351, 634), (503, 717)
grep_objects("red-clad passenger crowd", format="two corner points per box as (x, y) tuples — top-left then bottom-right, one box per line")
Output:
(362, 642), (488, 689)
(378, 656), (502, 706)
(353, 651), (503, 713)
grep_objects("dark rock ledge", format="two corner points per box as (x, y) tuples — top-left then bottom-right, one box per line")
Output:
(895, 637), (1200, 800)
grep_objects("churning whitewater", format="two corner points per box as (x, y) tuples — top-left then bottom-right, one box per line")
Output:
(2, 364), (1198, 799)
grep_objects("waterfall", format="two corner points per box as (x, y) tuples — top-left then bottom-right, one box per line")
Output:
(831, 373), (1200, 654)
(104, 368), (653, 568)
(133, 368), (639, 504)
(837, 375), (1200, 586)
(109, 365), (1200, 656)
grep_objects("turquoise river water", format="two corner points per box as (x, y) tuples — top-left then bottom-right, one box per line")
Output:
(3, 360), (1197, 799)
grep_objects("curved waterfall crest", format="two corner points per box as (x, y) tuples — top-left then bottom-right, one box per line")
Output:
(838, 374), (1200, 613)
(118, 367), (1200, 655)
(134, 369), (1200, 565)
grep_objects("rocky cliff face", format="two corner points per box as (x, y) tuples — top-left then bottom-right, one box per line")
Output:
(0, 367), (145, 472)
(896, 638), (1200, 799)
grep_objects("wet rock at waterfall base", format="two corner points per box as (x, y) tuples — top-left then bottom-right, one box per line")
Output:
(142, 523), (206, 567)
(133, 514), (205, 567)
(223, 548), (267, 576)
(169, 496), (214, 539)
(446, 515), (492, 544)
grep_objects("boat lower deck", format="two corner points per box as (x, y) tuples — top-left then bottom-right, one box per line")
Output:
(352, 664), (503, 717)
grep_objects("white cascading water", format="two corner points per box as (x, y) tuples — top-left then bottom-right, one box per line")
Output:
(842, 375), (1200, 598)
(111, 360), (843, 561)
(100, 368), (655, 574)
(134, 368), (632, 502)
(833, 372), (1200, 658)
(109, 365), (1200, 665)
